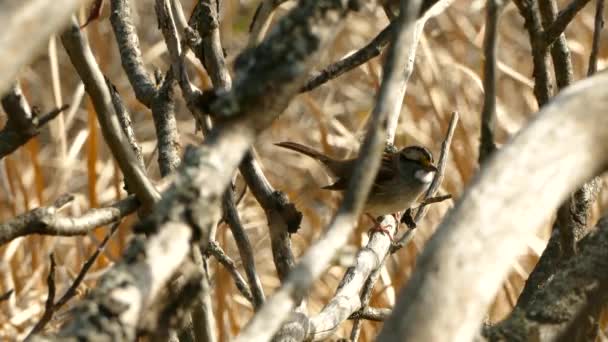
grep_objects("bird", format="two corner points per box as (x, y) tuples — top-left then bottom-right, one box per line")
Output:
(275, 141), (437, 239)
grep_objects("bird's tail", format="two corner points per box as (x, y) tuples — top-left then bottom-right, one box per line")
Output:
(274, 142), (333, 164)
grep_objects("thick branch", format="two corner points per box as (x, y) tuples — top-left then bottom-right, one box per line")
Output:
(35, 1), (360, 339)
(109, 0), (157, 106)
(376, 70), (608, 342)
(485, 217), (608, 341)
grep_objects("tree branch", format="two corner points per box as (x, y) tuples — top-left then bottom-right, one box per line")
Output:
(234, 1), (425, 340)
(0, 194), (137, 245)
(513, 0), (552, 106)
(485, 216), (608, 341)
(542, 0), (593, 48)
(61, 18), (160, 210)
(33, 0), (362, 339)
(376, 71), (608, 342)
(109, 0), (157, 106)
(1, 83), (68, 159)
(206, 241), (254, 304)
(479, 0), (503, 164)
(587, 0), (605, 76)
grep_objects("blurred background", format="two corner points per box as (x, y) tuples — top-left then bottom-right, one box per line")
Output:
(1, 0), (607, 340)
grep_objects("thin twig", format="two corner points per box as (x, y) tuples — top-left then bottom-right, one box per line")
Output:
(239, 153), (299, 281)
(222, 188), (265, 310)
(301, 0), (455, 94)
(300, 23), (394, 93)
(248, 0), (289, 47)
(348, 306), (391, 322)
(206, 241), (254, 303)
(156, 0), (206, 122)
(54, 223), (119, 309)
(392, 111), (458, 251)
(25, 224), (118, 339)
(588, 0), (605, 76)
(542, 0), (593, 47)
(349, 252), (389, 342)
(106, 78), (145, 169)
(0, 289), (13, 302)
(479, 0), (503, 164)
(26, 254), (56, 337)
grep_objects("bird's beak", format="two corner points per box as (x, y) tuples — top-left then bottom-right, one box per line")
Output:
(422, 160), (438, 172)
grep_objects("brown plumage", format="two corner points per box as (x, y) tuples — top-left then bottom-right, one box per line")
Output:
(275, 141), (437, 218)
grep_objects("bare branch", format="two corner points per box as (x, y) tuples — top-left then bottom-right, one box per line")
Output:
(0, 194), (136, 245)
(30, 223), (193, 341)
(239, 152), (300, 281)
(207, 241), (254, 304)
(188, 255), (218, 342)
(26, 254), (56, 337)
(61, 18), (160, 209)
(56, 224), (118, 309)
(248, 0), (290, 47)
(376, 71), (608, 342)
(223, 188), (265, 310)
(151, 72), (180, 176)
(485, 217), (608, 341)
(0, 0), (84, 95)
(26, 225), (118, 338)
(233, 1), (425, 340)
(106, 79), (145, 169)
(539, 0), (574, 90)
(33, 0), (361, 339)
(349, 306), (391, 322)
(542, 0), (593, 48)
(587, 0), (605, 76)
(156, 0), (206, 125)
(191, 0), (232, 90)
(479, 0), (503, 164)
(348, 111), (457, 341)
(301, 22), (394, 93)
(1, 83), (68, 159)
(193, 0), (300, 284)
(513, 0), (552, 106)
(109, 0), (157, 106)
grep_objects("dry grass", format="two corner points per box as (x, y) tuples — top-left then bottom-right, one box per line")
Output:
(1, 0), (607, 340)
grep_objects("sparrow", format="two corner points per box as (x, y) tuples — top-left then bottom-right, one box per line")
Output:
(275, 142), (437, 239)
